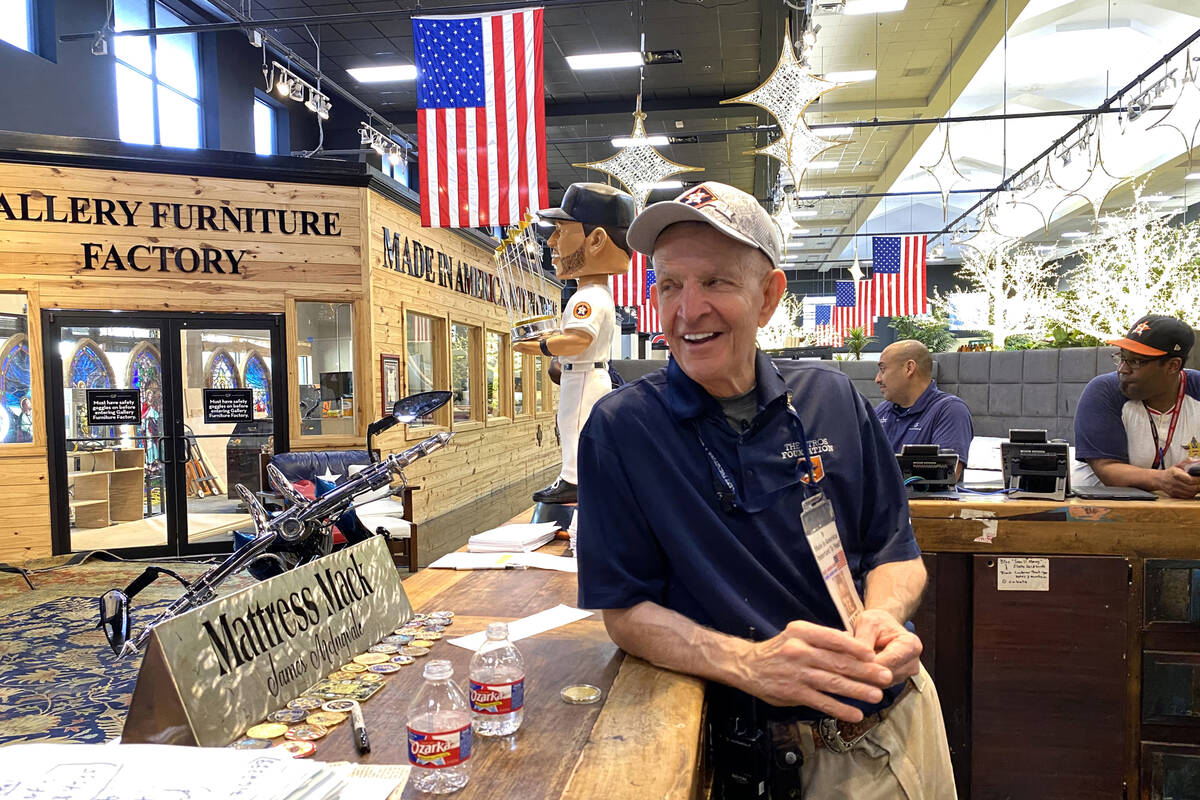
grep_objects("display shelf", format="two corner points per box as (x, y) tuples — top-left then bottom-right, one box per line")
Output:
(66, 448), (146, 529)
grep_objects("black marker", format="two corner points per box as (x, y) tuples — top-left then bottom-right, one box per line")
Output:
(350, 701), (370, 754)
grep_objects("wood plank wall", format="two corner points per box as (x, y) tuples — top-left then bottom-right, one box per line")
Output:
(364, 192), (562, 523)
(0, 162), (362, 561)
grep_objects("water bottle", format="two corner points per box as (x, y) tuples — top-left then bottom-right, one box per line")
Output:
(407, 659), (472, 794)
(468, 622), (526, 736)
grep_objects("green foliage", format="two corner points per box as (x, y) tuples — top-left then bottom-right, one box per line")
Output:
(1003, 333), (1040, 350)
(1045, 322), (1103, 349)
(888, 313), (957, 353)
(844, 327), (874, 361)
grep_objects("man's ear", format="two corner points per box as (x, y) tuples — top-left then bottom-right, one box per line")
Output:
(585, 226), (611, 254)
(649, 283), (658, 308)
(756, 268), (787, 327)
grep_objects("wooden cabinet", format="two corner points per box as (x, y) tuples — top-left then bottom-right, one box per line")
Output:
(67, 449), (145, 529)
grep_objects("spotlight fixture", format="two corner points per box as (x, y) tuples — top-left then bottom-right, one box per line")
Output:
(272, 62), (333, 120)
(360, 122), (408, 165)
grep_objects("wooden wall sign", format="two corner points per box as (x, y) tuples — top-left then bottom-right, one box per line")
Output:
(122, 536), (412, 747)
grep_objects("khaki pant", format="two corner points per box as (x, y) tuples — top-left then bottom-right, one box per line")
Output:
(556, 367), (612, 483)
(768, 665), (957, 799)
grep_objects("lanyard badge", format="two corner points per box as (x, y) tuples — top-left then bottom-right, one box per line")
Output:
(800, 493), (864, 632)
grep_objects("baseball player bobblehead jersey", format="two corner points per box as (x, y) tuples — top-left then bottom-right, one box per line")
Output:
(561, 283), (615, 364)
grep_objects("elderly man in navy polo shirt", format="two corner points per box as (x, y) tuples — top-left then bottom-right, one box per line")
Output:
(575, 181), (955, 799)
(874, 339), (973, 480)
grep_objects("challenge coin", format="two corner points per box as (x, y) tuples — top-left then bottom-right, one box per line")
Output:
(267, 708), (309, 723)
(306, 711), (347, 727)
(275, 740), (316, 758)
(400, 646), (430, 657)
(287, 696), (324, 710)
(368, 643), (400, 654)
(353, 652), (390, 666)
(321, 699), (359, 713)
(341, 662), (369, 673)
(430, 610), (454, 618)
(422, 624), (446, 632)
(367, 662), (401, 674)
(414, 631), (442, 641)
(229, 738), (273, 750)
(560, 684), (603, 705)
(359, 673), (384, 683)
(327, 670), (357, 681)
(408, 639), (435, 649)
(383, 634), (412, 645)
(390, 654), (416, 666)
(246, 722), (289, 740)
(285, 724), (328, 741)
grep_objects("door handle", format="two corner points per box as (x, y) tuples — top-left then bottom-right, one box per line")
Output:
(161, 438), (174, 464)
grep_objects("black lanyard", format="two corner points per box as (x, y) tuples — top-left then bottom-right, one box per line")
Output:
(694, 392), (819, 513)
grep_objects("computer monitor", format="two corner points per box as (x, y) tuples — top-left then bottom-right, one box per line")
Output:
(1001, 429), (1070, 501)
(896, 444), (959, 495)
(319, 371), (354, 401)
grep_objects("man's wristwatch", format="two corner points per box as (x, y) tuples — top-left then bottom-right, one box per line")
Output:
(539, 338), (552, 356)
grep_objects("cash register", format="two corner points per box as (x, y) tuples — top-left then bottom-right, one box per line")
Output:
(1001, 429), (1070, 501)
(896, 444), (961, 499)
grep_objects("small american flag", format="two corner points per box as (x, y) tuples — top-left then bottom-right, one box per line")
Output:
(413, 8), (548, 228)
(872, 235), (928, 317)
(833, 280), (875, 336)
(611, 253), (660, 334)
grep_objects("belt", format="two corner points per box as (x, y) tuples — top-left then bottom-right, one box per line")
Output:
(561, 361), (607, 371)
(770, 680), (915, 755)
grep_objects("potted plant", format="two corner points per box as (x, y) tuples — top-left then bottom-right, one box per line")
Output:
(844, 327), (874, 361)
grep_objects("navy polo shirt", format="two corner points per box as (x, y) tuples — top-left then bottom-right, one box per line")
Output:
(576, 351), (919, 719)
(875, 380), (973, 465)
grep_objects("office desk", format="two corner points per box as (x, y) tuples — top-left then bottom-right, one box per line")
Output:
(312, 536), (706, 800)
(908, 496), (1200, 800)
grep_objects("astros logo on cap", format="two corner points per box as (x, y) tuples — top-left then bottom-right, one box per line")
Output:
(679, 185), (716, 208)
(1132, 321), (1151, 335)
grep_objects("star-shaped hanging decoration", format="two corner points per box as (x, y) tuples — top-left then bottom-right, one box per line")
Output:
(574, 103), (703, 209)
(720, 21), (843, 134)
(848, 252), (864, 281)
(772, 191), (804, 243)
(919, 125), (968, 216)
(1050, 138), (1128, 223)
(1007, 157), (1068, 234)
(754, 116), (842, 187)
(959, 206), (1017, 262)
(1147, 54), (1200, 155)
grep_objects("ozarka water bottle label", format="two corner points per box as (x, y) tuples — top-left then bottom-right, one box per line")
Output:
(407, 723), (473, 767)
(469, 678), (525, 714)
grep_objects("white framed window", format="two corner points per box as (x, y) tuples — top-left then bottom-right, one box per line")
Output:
(0, 0), (33, 53)
(383, 148), (409, 187)
(253, 98), (276, 155)
(114, 0), (201, 148)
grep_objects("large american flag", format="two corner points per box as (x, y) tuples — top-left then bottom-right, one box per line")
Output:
(611, 252), (660, 334)
(413, 8), (548, 228)
(872, 235), (928, 317)
(833, 279), (875, 336)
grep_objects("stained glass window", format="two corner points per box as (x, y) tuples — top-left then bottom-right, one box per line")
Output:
(127, 342), (163, 461)
(243, 351), (272, 415)
(208, 350), (239, 389)
(1, 334), (31, 444)
(69, 342), (114, 389)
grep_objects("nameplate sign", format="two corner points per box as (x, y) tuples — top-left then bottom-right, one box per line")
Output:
(86, 389), (141, 426)
(203, 388), (254, 424)
(122, 536), (411, 747)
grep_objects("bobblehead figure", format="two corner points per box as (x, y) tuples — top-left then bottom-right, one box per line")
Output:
(516, 183), (636, 504)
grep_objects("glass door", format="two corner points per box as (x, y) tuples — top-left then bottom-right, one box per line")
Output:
(174, 320), (282, 550)
(46, 312), (286, 557)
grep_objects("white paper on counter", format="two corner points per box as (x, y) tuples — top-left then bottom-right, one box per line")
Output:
(447, 604), (593, 651)
(428, 551), (577, 573)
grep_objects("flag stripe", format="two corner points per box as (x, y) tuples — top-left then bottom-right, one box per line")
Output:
(418, 109), (432, 227)
(475, 105), (489, 227)
(872, 235), (927, 317)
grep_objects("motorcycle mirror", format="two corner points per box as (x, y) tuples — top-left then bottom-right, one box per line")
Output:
(236, 483), (274, 538)
(392, 390), (452, 423)
(98, 589), (131, 656)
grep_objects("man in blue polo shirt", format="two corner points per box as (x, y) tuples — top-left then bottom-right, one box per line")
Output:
(1075, 314), (1200, 498)
(576, 182), (954, 799)
(874, 339), (973, 479)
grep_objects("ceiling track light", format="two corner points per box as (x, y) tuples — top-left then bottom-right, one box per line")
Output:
(271, 61), (332, 120)
(1126, 68), (1178, 122)
(360, 122), (407, 166)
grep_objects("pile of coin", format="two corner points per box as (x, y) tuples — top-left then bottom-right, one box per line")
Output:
(227, 609), (457, 757)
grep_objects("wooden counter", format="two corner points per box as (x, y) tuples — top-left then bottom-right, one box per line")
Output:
(908, 496), (1200, 800)
(311, 536), (706, 800)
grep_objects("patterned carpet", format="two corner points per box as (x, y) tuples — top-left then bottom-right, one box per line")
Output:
(0, 559), (253, 745)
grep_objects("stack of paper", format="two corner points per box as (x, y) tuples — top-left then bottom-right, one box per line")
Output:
(0, 743), (408, 800)
(429, 551), (578, 572)
(466, 521), (559, 553)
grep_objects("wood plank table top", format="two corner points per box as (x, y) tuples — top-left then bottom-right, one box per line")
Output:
(311, 511), (706, 800)
(908, 495), (1200, 557)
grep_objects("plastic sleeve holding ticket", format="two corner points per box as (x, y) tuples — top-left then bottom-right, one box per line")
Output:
(800, 493), (864, 631)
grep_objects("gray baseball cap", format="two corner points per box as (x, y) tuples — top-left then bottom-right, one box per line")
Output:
(627, 181), (782, 268)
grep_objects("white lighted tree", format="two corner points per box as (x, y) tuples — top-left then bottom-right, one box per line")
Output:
(758, 291), (806, 349)
(1052, 198), (1200, 339)
(938, 245), (1058, 348)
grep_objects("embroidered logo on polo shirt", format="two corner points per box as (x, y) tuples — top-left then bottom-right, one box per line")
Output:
(573, 301), (592, 319)
(1186, 435), (1200, 459)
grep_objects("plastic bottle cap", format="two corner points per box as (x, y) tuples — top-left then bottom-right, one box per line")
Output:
(423, 659), (454, 680)
(560, 684), (602, 704)
(485, 622), (509, 640)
